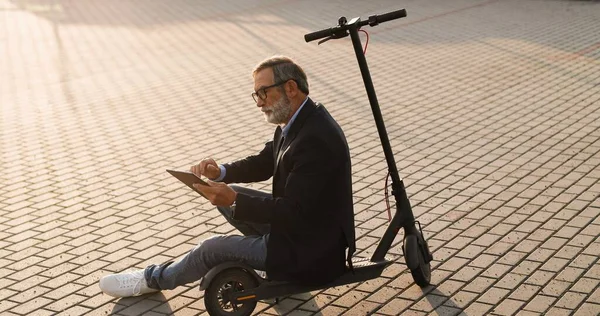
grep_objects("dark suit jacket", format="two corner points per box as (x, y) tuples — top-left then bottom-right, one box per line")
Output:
(221, 98), (356, 285)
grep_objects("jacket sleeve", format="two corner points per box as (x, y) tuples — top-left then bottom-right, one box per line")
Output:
(222, 140), (274, 184)
(233, 135), (337, 226)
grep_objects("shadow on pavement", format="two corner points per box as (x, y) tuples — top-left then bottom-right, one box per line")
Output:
(258, 292), (323, 315)
(110, 292), (174, 315)
(424, 287), (468, 316)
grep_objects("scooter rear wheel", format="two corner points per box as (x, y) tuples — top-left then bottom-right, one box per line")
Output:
(204, 269), (257, 316)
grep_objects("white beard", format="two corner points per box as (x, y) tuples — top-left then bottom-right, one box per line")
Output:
(262, 94), (292, 125)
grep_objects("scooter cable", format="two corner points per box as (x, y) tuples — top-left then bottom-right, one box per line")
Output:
(359, 29), (370, 55)
(384, 170), (391, 221)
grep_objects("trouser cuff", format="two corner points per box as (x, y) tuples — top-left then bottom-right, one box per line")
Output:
(144, 261), (174, 290)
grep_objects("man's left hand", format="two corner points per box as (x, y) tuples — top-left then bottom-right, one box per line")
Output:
(193, 181), (237, 206)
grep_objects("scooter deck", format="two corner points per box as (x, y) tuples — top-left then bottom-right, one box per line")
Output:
(234, 257), (394, 302)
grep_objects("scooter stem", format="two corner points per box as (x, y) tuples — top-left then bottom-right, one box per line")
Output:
(346, 21), (418, 261)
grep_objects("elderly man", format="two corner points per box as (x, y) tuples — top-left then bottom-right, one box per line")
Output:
(99, 56), (355, 297)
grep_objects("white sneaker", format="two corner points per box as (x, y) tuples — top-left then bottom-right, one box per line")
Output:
(99, 269), (159, 298)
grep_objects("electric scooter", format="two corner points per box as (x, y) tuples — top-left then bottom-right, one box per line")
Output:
(199, 8), (434, 316)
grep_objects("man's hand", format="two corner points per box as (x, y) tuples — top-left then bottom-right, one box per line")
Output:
(193, 181), (237, 206)
(190, 158), (221, 180)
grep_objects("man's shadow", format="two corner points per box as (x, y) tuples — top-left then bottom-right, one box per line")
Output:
(270, 293), (324, 316)
(251, 292), (323, 315)
(106, 291), (321, 315)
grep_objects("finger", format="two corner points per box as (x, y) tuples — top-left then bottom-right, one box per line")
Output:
(206, 180), (228, 188)
(191, 165), (201, 177)
(198, 160), (207, 174)
(194, 183), (213, 192)
(203, 160), (213, 173)
(196, 181), (219, 190)
(207, 164), (219, 173)
(193, 184), (217, 203)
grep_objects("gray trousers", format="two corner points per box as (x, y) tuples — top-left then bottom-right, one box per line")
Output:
(145, 185), (271, 290)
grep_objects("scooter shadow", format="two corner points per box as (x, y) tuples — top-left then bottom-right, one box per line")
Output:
(424, 288), (468, 316)
(266, 288), (467, 315)
(108, 292), (174, 315)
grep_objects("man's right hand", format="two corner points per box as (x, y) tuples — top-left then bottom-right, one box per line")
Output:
(190, 158), (221, 180)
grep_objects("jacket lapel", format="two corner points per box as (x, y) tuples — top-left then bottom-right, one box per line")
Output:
(272, 98), (318, 176)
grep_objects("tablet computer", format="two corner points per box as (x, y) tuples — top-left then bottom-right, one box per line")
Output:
(166, 169), (209, 198)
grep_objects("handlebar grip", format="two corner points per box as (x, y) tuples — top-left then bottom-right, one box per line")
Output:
(304, 28), (334, 42)
(376, 9), (407, 24)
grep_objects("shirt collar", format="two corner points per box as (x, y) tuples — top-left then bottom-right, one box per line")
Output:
(281, 96), (309, 137)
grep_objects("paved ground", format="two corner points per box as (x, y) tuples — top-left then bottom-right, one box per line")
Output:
(1, 0), (600, 315)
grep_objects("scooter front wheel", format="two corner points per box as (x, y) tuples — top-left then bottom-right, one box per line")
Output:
(410, 248), (431, 287)
(404, 234), (431, 287)
(204, 268), (258, 316)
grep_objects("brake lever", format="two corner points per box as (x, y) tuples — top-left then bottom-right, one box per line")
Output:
(317, 16), (350, 46)
(318, 37), (332, 45)
(317, 31), (349, 45)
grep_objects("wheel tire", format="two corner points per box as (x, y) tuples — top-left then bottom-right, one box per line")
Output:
(410, 251), (431, 287)
(405, 235), (431, 288)
(410, 246), (431, 288)
(204, 269), (258, 316)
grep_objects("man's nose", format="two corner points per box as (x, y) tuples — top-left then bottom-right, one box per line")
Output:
(256, 98), (265, 107)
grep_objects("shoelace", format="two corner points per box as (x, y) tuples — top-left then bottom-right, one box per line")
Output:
(117, 270), (145, 295)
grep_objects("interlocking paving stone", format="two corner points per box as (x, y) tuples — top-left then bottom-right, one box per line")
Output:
(2, 0), (600, 315)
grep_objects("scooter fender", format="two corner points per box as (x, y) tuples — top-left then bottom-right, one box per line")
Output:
(199, 262), (261, 291)
(403, 234), (420, 270)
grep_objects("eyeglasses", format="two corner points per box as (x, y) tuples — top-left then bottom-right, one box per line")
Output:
(251, 79), (293, 103)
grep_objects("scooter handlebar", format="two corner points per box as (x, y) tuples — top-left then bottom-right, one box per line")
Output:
(304, 9), (406, 43)
(304, 28), (334, 43)
(374, 9), (406, 24)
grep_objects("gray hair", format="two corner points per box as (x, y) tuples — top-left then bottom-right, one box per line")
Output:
(252, 56), (310, 95)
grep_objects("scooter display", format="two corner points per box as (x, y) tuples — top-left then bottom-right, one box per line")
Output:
(200, 8), (434, 316)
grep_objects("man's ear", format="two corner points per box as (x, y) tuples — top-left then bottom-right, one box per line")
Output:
(285, 80), (299, 98)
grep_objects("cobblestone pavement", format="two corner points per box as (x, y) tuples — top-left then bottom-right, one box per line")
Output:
(2, 0), (600, 315)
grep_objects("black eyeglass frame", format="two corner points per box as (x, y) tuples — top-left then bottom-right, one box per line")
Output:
(251, 79), (295, 103)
